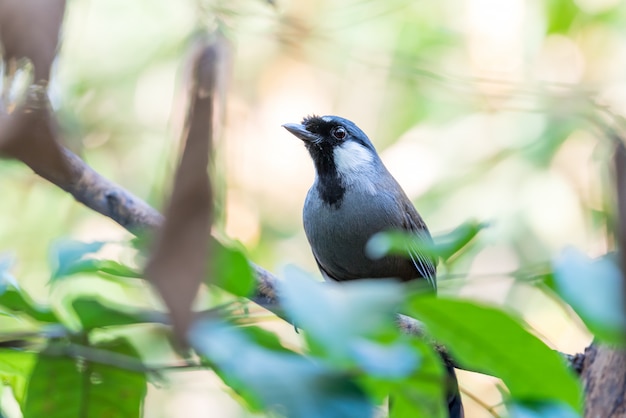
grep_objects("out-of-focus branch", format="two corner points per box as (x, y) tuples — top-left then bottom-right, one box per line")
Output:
(1, 96), (164, 232)
(0, 2), (583, 374)
(0, 0), (160, 233)
(3, 121), (585, 373)
(5, 120), (467, 366)
(0, 0), (66, 82)
(57, 148), (165, 231)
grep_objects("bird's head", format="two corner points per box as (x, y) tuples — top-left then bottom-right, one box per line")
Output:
(282, 115), (380, 177)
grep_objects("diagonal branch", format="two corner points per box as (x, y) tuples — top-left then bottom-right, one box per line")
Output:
(0, 22), (582, 374)
(6, 130), (583, 373)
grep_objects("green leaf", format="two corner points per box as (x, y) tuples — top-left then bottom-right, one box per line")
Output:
(23, 338), (146, 418)
(387, 339), (448, 418)
(240, 323), (294, 354)
(190, 318), (374, 418)
(0, 287), (58, 323)
(49, 240), (141, 281)
(279, 266), (418, 377)
(406, 296), (582, 410)
(90, 260), (142, 278)
(366, 230), (435, 260)
(210, 238), (255, 297)
(366, 219), (487, 263)
(0, 349), (36, 406)
(545, 0), (580, 34)
(72, 298), (159, 330)
(551, 248), (626, 344)
(0, 349), (35, 376)
(433, 219), (488, 261)
(50, 240), (105, 279)
(0, 256), (59, 324)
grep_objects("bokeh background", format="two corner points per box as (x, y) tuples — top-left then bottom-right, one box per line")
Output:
(2, 0), (625, 416)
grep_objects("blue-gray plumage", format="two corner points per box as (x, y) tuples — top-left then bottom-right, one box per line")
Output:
(283, 115), (463, 418)
(283, 115), (436, 288)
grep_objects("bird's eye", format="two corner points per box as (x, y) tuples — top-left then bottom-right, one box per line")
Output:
(332, 126), (347, 140)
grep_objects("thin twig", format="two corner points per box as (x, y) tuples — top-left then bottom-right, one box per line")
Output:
(459, 387), (503, 418)
(9, 139), (585, 373)
(42, 342), (203, 376)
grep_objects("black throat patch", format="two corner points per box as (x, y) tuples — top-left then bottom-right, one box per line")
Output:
(305, 141), (345, 208)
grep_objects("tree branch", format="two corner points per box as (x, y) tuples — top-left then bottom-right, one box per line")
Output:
(2, 107), (584, 374)
(59, 148), (165, 231)
(0, 35), (583, 376)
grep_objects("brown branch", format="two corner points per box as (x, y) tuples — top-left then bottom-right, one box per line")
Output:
(60, 148), (165, 232)
(581, 343), (626, 417)
(0, 0), (66, 82)
(578, 129), (626, 417)
(9, 122), (469, 365)
(0, 14), (583, 372)
(5, 126), (584, 374)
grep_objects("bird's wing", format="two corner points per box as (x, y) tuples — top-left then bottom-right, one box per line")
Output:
(401, 200), (437, 291)
(312, 251), (359, 282)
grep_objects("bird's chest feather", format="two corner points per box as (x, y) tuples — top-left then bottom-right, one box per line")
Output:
(303, 184), (405, 279)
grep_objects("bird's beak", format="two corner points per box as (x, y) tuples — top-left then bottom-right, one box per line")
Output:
(282, 123), (318, 143)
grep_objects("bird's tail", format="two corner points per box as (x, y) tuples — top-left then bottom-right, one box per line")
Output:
(445, 363), (464, 418)
(388, 361), (463, 417)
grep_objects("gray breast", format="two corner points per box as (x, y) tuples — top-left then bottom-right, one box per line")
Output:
(303, 181), (419, 282)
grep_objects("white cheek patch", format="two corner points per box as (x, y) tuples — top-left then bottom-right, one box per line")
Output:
(333, 141), (378, 195)
(333, 141), (374, 174)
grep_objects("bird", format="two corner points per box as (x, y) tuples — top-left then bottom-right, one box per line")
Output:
(283, 114), (463, 418)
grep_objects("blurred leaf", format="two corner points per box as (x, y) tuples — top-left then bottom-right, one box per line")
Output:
(388, 339), (447, 418)
(240, 323), (294, 354)
(545, 0), (580, 34)
(190, 318), (374, 418)
(551, 248), (626, 344)
(406, 296), (581, 410)
(210, 238), (255, 297)
(90, 260), (142, 278)
(366, 219), (487, 262)
(23, 338), (146, 418)
(366, 231), (433, 261)
(279, 266), (418, 377)
(350, 340), (419, 378)
(72, 298), (158, 330)
(50, 240), (141, 281)
(278, 267), (450, 416)
(144, 40), (221, 341)
(509, 401), (581, 418)
(50, 240), (104, 278)
(433, 219), (488, 261)
(0, 349), (35, 375)
(0, 349), (36, 406)
(0, 287), (58, 323)
(0, 253), (19, 289)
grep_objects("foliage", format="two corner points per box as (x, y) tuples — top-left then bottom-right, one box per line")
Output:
(2, 0), (626, 417)
(406, 296), (581, 409)
(549, 248), (626, 345)
(0, 226), (607, 417)
(23, 338), (146, 418)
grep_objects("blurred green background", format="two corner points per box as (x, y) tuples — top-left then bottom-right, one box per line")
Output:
(2, 0), (625, 416)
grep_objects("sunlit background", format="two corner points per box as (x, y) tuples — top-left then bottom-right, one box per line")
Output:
(3, 0), (626, 416)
